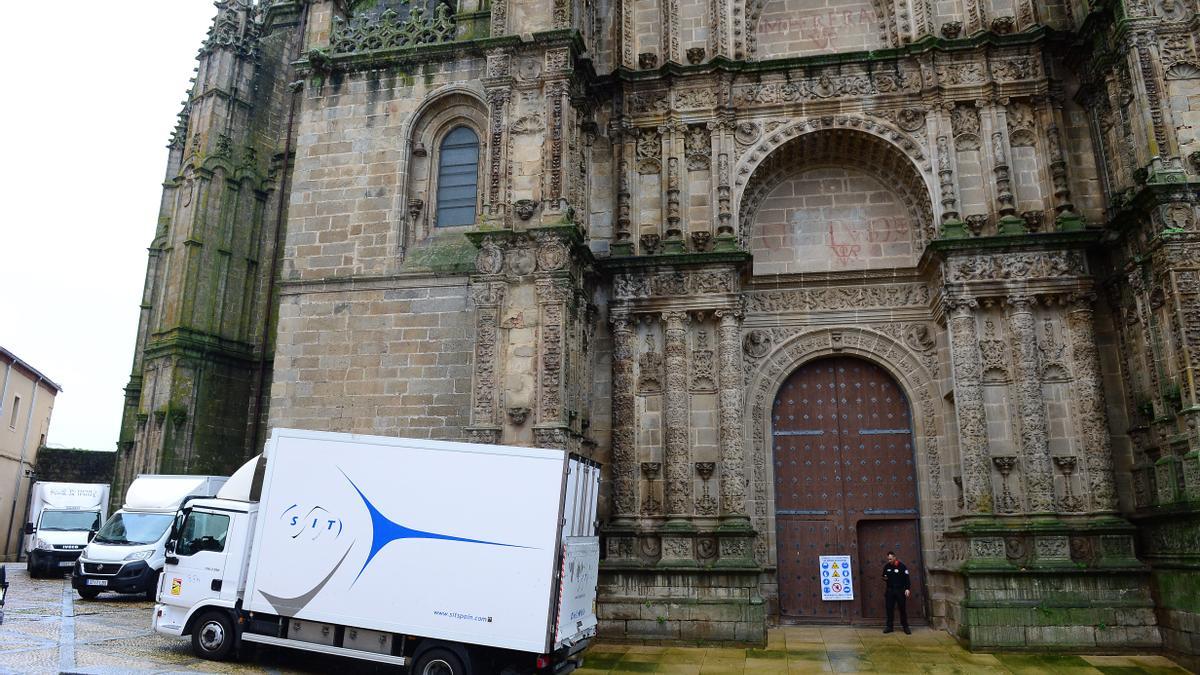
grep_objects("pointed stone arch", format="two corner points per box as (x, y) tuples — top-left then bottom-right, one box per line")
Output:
(742, 326), (950, 576)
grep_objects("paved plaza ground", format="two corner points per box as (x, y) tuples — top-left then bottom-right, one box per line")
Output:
(0, 568), (1190, 674)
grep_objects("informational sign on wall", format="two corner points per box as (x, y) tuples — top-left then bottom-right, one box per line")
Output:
(819, 555), (854, 601)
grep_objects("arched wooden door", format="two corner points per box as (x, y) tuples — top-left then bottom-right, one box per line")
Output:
(772, 356), (924, 623)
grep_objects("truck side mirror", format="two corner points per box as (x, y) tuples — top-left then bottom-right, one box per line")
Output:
(88, 529), (98, 542)
(23, 523), (33, 536)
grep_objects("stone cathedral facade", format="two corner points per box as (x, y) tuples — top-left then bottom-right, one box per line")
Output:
(118, 0), (1200, 662)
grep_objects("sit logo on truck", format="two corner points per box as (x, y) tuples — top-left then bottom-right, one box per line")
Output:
(279, 504), (343, 541)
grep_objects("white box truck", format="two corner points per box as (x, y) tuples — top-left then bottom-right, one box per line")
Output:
(23, 482), (110, 577)
(153, 428), (600, 675)
(71, 474), (227, 600)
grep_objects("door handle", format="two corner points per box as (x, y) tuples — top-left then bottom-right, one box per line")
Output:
(211, 579), (223, 592)
(165, 556), (179, 565)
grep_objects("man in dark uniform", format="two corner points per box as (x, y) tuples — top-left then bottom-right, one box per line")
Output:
(882, 551), (911, 634)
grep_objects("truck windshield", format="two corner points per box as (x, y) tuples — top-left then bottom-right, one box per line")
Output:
(38, 510), (100, 531)
(93, 513), (174, 546)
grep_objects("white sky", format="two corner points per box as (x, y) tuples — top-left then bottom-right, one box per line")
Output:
(0, 2), (219, 450)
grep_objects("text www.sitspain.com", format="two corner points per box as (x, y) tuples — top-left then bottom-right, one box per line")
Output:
(434, 610), (489, 622)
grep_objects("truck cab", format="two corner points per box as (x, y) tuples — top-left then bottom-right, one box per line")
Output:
(154, 497), (257, 637)
(25, 508), (102, 578)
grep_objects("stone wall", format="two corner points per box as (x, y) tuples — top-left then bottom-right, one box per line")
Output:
(33, 448), (114, 485)
(269, 280), (474, 440)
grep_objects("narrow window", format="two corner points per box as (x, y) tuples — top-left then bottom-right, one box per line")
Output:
(9, 395), (20, 429)
(435, 126), (480, 228)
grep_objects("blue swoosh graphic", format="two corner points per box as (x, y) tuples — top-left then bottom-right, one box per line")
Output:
(340, 469), (532, 583)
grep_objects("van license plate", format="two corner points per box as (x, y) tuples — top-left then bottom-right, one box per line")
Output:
(58, 561), (74, 567)
(85, 579), (107, 587)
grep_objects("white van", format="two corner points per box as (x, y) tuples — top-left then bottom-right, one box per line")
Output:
(71, 474), (225, 600)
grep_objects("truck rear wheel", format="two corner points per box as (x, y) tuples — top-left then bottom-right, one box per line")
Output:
(412, 646), (470, 675)
(191, 610), (235, 661)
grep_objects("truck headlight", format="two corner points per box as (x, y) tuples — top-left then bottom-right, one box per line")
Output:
(35, 538), (53, 551)
(123, 550), (154, 561)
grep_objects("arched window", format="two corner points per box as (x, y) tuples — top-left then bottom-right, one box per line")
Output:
(435, 126), (480, 228)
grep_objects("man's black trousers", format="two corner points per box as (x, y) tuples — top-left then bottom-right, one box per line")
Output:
(885, 588), (909, 629)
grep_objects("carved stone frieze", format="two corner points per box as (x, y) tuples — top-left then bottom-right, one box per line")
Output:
(946, 251), (1086, 283)
(746, 284), (931, 312)
(613, 270), (738, 299)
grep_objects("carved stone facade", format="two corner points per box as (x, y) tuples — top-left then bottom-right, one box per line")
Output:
(122, 0), (1200, 663)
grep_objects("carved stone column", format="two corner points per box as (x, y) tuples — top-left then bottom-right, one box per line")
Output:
(483, 85), (511, 225)
(542, 81), (569, 217)
(610, 307), (638, 522)
(948, 297), (994, 514)
(1006, 295), (1055, 513)
(716, 308), (748, 519)
(468, 278), (506, 444)
(533, 274), (571, 449)
(612, 120), (634, 256)
(1066, 293), (1119, 512)
(662, 311), (692, 518)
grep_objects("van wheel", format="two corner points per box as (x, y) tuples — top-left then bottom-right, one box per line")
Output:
(77, 588), (101, 600)
(144, 572), (160, 601)
(413, 647), (470, 675)
(26, 556), (39, 579)
(192, 610), (235, 661)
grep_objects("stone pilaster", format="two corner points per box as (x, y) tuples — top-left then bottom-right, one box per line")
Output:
(715, 308), (747, 519)
(612, 121), (634, 256)
(611, 307), (638, 522)
(468, 278), (506, 444)
(663, 310), (692, 518)
(989, 103), (1023, 233)
(483, 85), (511, 226)
(1006, 295), (1055, 513)
(542, 81), (569, 218)
(948, 297), (994, 514)
(533, 236), (573, 447)
(1066, 293), (1119, 512)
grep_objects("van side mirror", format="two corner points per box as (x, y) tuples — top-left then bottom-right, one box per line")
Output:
(23, 523), (33, 536)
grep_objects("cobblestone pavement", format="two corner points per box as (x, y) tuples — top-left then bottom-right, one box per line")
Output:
(0, 566), (1191, 674)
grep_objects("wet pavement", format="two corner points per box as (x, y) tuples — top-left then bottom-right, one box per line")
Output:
(0, 566), (1191, 674)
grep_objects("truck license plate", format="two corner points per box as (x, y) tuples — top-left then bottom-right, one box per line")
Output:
(85, 579), (107, 587)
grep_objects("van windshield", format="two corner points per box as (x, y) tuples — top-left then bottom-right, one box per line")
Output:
(93, 512), (174, 546)
(38, 510), (100, 531)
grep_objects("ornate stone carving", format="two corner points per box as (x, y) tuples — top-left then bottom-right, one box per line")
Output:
(611, 308), (638, 519)
(717, 309), (748, 517)
(1066, 295), (1119, 511)
(638, 52), (658, 69)
(690, 328), (716, 391)
(513, 199), (536, 221)
(638, 331), (663, 392)
(330, 5), (455, 54)
(941, 21), (963, 38)
(949, 298), (994, 513)
(946, 251), (1086, 282)
(993, 455), (1019, 513)
(695, 462), (718, 515)
(743, 330), (772, 358)
(475, 237), (504, 276)
(685, 125), (711, 170)
(506, 406), (530, 425)
(1007, 296), (1055, 513)
(636, 127), (661, 174)
(746, 284), (931, 312)
(470, 282), (506, 431)
(979, 319), (1010, 382)
(733, 67), (922, 105)
(613, 270), (737, 299)
(663, 312), (692, 517)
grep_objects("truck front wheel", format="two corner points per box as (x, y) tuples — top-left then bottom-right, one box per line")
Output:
(191, 610), (235, 661)
(412, 647), (470, 675)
